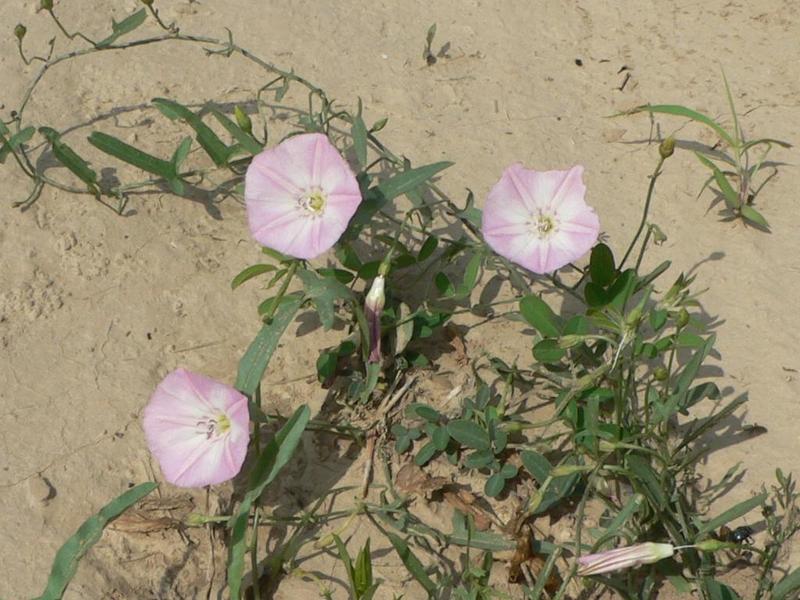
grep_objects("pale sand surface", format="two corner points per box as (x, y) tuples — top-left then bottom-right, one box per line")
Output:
(1, 1), (799, 598)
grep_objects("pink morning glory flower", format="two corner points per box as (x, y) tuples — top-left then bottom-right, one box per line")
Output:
(143, 368), (250, 488)
(481, 164), (600, 274)
(245, 133), (362, 260)
(577, 542), (675, 576)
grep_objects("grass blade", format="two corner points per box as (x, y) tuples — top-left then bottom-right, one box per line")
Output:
(695, 152), (739, 209)
(35, 482), (157, 600)
(385, 532), (438, 597)
(695, 492), (767, 538)
(624, 104), (735, 148)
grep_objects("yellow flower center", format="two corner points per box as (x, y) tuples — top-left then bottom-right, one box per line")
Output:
(300, 188), (327, 216)
(197, 413), (231, 439)
(533, 213), (558, 239)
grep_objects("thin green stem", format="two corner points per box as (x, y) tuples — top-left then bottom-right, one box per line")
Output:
(619, 157), (665, 270)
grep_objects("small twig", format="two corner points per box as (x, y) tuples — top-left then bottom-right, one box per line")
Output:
(359, 432), (377, 498)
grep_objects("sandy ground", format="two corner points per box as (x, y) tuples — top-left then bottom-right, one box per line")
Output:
(1, 0), (799, 598)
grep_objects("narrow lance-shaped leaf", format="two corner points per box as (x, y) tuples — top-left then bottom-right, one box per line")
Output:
(210, 108), (263, 155)
(96, 8), (147, 48)
(377, 161), (452, 202)
(385, 532), (438, 597)
(88, 131), (176, 179)
(0, 126), (35, 164)
(236, 293), (304, 396)
(695, 152), (739, 210)
(35, 482), (157, 600)
(351, 98), (368, 169)
(227, 405), (310, 599)
(152, 98), (232, 166)
(39, 127), (100, 193)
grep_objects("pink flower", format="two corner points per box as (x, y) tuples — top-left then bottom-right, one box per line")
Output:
(481, 164), (600, 274)
(577, 542), (675, 576)
(245, 133), (362, 260)
(143, 368), (250, 488)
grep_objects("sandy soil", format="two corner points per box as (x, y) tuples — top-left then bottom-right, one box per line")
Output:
(1, 1), (799, 598)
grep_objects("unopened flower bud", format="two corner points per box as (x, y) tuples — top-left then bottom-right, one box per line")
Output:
(578, 542), (675, 577)
(365, 276), (385, 363)
(558, 334), (585, 350)
(140, 0), (154, 5)
(650, 223), (667, 245)
(14, 24), (27, 40)
(659, 136), (675, 159)
(693, 539), (732, 553)
(39, 0), (53, 11)
(184, 513), (211, 527)
(653, 367), (669, 381)
(234, 105), (252, 134)
(676, 308), (690, 328)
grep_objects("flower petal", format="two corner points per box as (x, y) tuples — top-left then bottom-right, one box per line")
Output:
(245, 133), (362, 259)
(143, 369), (249, 488)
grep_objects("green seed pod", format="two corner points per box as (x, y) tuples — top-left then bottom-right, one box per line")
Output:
(694, 539), (732, 553)
(653, 367), (669, 381)
(659, 136), (675, 159)
(234, 105), (252, 134)
(676, 308), (690, 328)
(14, 23), (27, 40)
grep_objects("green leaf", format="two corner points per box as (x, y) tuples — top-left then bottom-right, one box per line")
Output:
(695, 152), (740, 210)
(417, 235), (439, 262)
(39, 127), (99, 191)
(231, 263), (277, 290)
(333, 535), (357, 599)
(532, 338), (566, 364)
(772, 567), (800, 600)
(227, 405), (310, 599)
(589, 243), (616, 287)
(296, 268), (354, 330)
(432, 426), (450, 451)
(627, 454), (668, 509)
(740, 205), (769, 228)
(447, 419), (490, 451)
(695, 492), (768, 538)
(414, 441), (438, 466)
(594, 494), (645, 547)
(351, 99), (368, 169)
(96, 8), (147, 48)
(376, 161), (452, 202)
(434, 272), (454, 297)
(385, 533), (438, 597)
(210, 108), (263, 155)
(354, 538), (374, 597)
(235, 293), (303, 396)
(625, 104), (735, 148)
(705, 579), (742, 600)
(89, 131), (176, 179)
(0, 126), (35, 164)
(521, 450), (551, 483)
(519, 295), (561, 337)
(35, 482), (157, 600)
(152, 98), (232, 166)
(455, 253), (482, 297)
(171, 136), (193, 171)
(484, 473), (506, 497)
(448, 511), (516, 552)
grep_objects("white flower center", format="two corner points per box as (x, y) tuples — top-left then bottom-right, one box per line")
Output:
(196, 413), (231, 439)
(531, 212), (559, 239)
(298, 187), (327, 217)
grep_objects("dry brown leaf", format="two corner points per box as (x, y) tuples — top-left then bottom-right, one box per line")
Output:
(442, 490), (493, 531)
(109, 511), (178, 533)
(394, 463), (449, 497)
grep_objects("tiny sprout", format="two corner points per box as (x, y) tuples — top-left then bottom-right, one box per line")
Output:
(14, 24), (27, 40)
(659, 136), (676, 159)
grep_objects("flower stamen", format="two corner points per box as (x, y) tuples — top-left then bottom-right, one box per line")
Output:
(299, 188), (327, 216)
